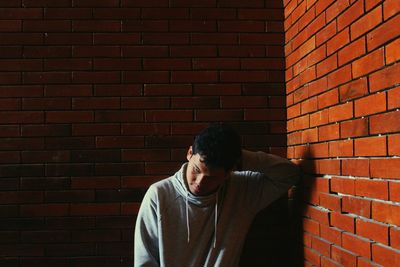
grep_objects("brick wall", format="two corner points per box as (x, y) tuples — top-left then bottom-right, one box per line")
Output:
(285, 0), (400, 265)
(0, 0), (287, 266)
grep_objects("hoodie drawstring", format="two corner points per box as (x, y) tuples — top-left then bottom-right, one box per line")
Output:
(185, 190), (219, 249)
(213, 192), (218, 248)
(186, 192), (190, 243)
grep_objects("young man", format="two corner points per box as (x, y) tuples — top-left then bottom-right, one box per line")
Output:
(134, 123), (300, 267)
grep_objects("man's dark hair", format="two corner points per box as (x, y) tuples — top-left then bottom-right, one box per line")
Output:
(192, 123), (241, 171)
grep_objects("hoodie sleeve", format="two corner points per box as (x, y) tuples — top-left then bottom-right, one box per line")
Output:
(238, 149), (300, 213)
(134, 186), (160, 267)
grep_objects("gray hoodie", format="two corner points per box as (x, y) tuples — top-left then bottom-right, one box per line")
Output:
(134, 150), (299, 267)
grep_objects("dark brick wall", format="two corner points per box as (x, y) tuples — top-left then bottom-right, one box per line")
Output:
(0, 0), (287, 266)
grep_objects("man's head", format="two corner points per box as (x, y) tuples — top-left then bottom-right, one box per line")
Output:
(186, 123), (241, 196)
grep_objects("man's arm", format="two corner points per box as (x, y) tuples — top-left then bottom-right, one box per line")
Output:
(134, 188), (160, 266)
(237, 149), (300, 212)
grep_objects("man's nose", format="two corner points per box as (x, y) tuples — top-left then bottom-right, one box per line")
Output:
(195, 174), (206, 186)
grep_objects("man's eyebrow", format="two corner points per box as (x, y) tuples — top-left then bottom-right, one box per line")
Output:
(194, 164), (201, 172)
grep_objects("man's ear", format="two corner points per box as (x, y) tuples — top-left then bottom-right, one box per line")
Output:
(186, 146), (193, 161)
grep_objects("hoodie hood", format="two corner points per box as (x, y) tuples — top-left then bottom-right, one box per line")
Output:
(173, 163), (220, 207)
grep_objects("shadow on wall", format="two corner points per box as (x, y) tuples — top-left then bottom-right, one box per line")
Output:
(239, 151), (314, 267)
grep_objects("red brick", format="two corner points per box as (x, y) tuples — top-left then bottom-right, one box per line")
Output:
(122, 123), (170, 136)
(356, 178), (389, 200)
(0, 244), (44, 257)
(319, 193), (341, 212)
(342, 232), (372, 259)
(365, 0), (384, 11)
(338, 37), (366, 66)
(351, 5), (382, 40)
(319, 123), (339, 141)
(386, 38), (400, 64)
(320, 224), (342, 245)
(70, 203), (120, 216)
(356, 218), (389, 244)
(303, 205), (330, 225)
(370, 110), (400, 134)
(294, 86), (309, 104)
(340, 0), (365, 31)
(342, 195), (371, 218)
(327, 28), (350, 55)
(367, 14), (400, 51)
(316, 53), (337, 77)
(370, 158), (400, 179)
(355, 92), (387, 117)
(352, 47), (385, 78)
(391, 227), (400, 249)
(288, 103), (301, 119)
(342, 159), (370, 177)
(331, 177), (355, 195)
(0, 59), (42, 71)
(96, 136), (143, 148)
(95, 111), (143, 123)
(390, 182), (400, 202)
(303, 246), (321, 266)
(20, 204), (69, 217)
(303, 217), (320, 236)
(311, 235), (331, 257)
(301, 97), (318, 115)
(369, 63), (400, 92)
(314, 0), (333, 14)
(0, 191), (43, 204)
(197, 109), (243, 121)
(142, 32), (189, 45)
(144, 84), (192, 96)
(220, 96), (268, 108)
(194, 58), (240, 70)
(121, 97), (168, 110)
(321, 256), (342, 267)
(308, 47), (327, 70)
(172, 97), (220, 109)
(46, 111), (93, 123)
(73, 71), (120, 83)
(328, 102), (353, 123)
(72, 124), (119, 136)
(21, 150), (70, 163)
(0, 111), (44, 124)
(326, 0), (350, 22)
(330, 212), (355, 233)
(327, 65), (352, 89)
(339, 77), (368, 102)
(219, 45), (265, 57)
(310, 109), (328, 127)
(71, 177), (120, 189)
(329, 140), (353, 157)
(320, 160), (341, 176)
(302, 128), (319, 143)
(372, 201), (400, 225)
(383, 0), (400, 19)
(388, 87), (400, 110)
(145, 110), (192, 122)
(292, 115), (310, 131)
(316, 20), (337, 46)
(74, 0), (120, 7)
(191, 7), (236, 18)
(331, 245), (357, 267)
(355, 136), (387, 157)
(372, 244), (400, 267)
(318, 89), (338, 109)
(340, 117), (368, 138)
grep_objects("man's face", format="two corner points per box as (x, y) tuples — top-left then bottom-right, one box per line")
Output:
(186, 146), (230, 196)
